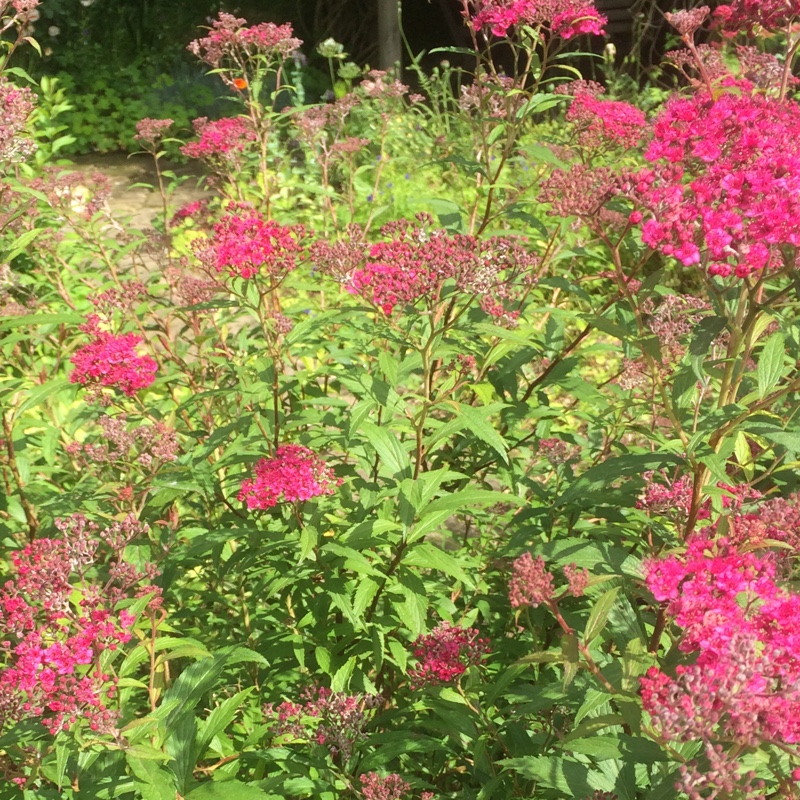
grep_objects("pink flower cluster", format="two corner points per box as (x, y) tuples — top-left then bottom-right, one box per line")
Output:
(318, 217), (537, 319)
(470, 0), (606, 39)
(195, 211), (304, 280)
(0, 514), (159, 736)
(238, 445), (338, 509)
(70, 315), (157, 397)
(636, 87), (800, 277)
(566, 90), (646, 150)
(134, 117), (173, 147)
(360, 772), (410, 800)
(408, 621), (489, 688)
(187, 12), (302, 68)
(180, 116), (257, 162)
(0, 77), (35, 164)
(266, 687), (381, 759)
(508, 553), (589, 608)
(643, 532), (800, 750)
(714, 0), (800, 34)
(67, 414), (179, 468)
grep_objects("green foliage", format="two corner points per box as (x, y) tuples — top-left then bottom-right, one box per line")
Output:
(2, 3), (800, 799)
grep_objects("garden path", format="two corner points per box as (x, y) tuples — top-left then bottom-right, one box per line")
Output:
(71, 152), (209, 228)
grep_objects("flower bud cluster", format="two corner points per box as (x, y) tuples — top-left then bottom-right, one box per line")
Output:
(316, 217), (537, 320)
(187, 12), (301, 69)
(265, 687), (381, 760)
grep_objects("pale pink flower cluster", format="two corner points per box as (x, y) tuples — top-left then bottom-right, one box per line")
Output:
(187, 12), (301, 68)
(0, 77), (35, 164)
(635, 87), (800, 277)
(470, 0), (606, 39)
(134, 117), (173, 147)
(194, 211), (304, 280)
(69, 315), (157, 397)
(509, 553), (589, 608)
(360, 772), (411, 800)
(408, 621), (490, 688)
(238, 445), (338, 509)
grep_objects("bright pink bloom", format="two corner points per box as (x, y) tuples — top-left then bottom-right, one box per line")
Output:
(0, 514), (158, 735)
(408, 621), (489, 688)
(238, 445), (338, 509)
(643, 532), (800, 749)
(195, 212), (304, 280)
(70, 316), (157, 397)
(470, 0), (606, 38)
(566, 91), (646, 150)
(635, 88), (800, 277)
(180, 116), (256, 161)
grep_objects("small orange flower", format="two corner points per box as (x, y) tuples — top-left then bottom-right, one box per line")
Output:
(233, 77), (248, 90)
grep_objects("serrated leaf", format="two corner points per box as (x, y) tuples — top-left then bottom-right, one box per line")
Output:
(584, 587), (621, 645)
(402, 542), (475, 588)
(757, 332), (785, 398)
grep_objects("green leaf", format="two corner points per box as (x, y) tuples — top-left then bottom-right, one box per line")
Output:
(757, 332), (785, 398)
(195, 688), (253, 760)
(126, 755), (178, 800)
(500, 755), (614, 795)
(186, 780), (271, 799)
(402, 542), (475, 588)
(584, 587), (621, 645)
(359, 421), (412, 478)
(457, 404), (509, 464)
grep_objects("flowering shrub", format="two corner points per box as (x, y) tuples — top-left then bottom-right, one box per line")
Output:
(7, 2), (800, 798)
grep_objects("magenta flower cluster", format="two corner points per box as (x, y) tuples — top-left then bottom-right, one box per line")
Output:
(408, 621), (489, 688)
(636, 87), (800, 277)
(325, 217), (537, 318)
(69, 315), (157, 397)
(470, 0), (606, 39)
(714, 0), (800, 34)
(238, 445), (338, 509)
(195, 211), (304, 280)
(566, 89), (647, 150)
(181, 116), (257, 162)
(0, 514), (158, 735)
(643, 531), (800, 749)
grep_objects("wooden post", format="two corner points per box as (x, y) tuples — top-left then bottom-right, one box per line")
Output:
(377, 0), (402, 72)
